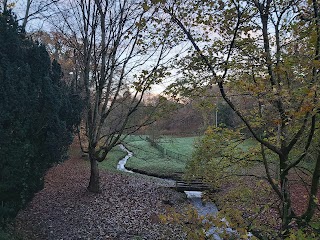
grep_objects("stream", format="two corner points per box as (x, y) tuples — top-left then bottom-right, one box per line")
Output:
(117, 144), (239, 240)
(117, 145), (134, 173)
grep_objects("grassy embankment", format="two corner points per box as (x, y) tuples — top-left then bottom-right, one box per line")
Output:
(125, 136), (197, 179)
(99, 135), (198, 179)
(98, 135), (260, 180)
(98, 145), (128, 172)
(98, 135), (261, 178)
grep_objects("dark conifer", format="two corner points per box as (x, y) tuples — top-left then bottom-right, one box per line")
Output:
(0, 10), (82, 227)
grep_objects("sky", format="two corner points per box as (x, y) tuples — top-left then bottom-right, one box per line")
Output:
(9, 0), (193, 96)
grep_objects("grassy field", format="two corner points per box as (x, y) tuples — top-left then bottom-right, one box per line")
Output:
(122, 135), (197, 178)
(157, 136), (198, 157)
(98, 135), (257, 179)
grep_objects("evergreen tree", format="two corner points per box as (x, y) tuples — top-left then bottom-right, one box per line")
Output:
(0, 10), (82, 227)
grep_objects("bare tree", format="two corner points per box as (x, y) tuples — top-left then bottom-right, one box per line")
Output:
(5, 0), (61, 31)
(52, 0), (172, 192)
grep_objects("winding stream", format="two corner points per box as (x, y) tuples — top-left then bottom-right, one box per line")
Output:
(117, 144), (134, 173)
(117, 144), (239, 240)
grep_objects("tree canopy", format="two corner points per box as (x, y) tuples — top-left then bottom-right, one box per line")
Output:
(144, 0), (320, 238)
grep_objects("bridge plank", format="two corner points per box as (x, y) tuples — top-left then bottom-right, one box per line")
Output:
(175, 180), (212, 192)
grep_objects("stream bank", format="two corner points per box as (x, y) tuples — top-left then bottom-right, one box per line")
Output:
(118, 144), (224, 239)
(118, 143), (183, 180)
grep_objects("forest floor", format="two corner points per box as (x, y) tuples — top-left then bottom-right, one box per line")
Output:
(12, 138), (320, 239)
(13, 140), (188, 240)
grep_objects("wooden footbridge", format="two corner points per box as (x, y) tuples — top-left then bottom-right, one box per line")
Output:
(175, 179), (212, 192)
(170, 172), (214, 192)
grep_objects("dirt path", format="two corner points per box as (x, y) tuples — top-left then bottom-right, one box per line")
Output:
(14, 142), (187, 240)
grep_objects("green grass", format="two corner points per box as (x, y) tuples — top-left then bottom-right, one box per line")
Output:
(157, 136), (198, 157)
(99, 145), (127, 171)
(98, 135), (198, 178)
(98, 135), (257, 179)
(123, 136), (197, 178)
(122, 134), (147, 142)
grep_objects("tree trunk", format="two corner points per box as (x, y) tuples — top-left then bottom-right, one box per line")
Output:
(88, 156), (100, 193)
(22, 0), (31, 30)
(3, 0), (8, 11)
(280, 155), (292, 237)
(302, 149), (320, 222)
(281, 176), (291, 235)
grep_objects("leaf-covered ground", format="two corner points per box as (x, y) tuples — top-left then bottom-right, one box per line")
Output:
(14, 142), (187, 240)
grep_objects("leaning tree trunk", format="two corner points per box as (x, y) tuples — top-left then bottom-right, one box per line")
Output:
(88, 155), (100, 193)
(302, 150), (320, 222)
